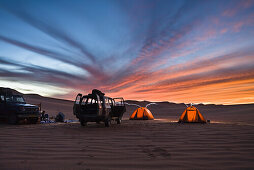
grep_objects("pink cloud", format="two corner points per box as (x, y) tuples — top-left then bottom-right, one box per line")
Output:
(220, 28), (228, 34)
(222, 0), (254, 17)
(222, 9), (237, 17)
(233, 21), (245, 32)
(242, 0), (254, 8)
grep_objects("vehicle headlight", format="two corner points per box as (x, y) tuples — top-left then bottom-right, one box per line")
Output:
(19, 106), (25, 112)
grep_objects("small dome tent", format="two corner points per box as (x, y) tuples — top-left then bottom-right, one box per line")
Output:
(179, 105), (206, 123)
(129, 103), (155, 120)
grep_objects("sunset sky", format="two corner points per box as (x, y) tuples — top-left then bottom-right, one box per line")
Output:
(0, 0), (254, 104)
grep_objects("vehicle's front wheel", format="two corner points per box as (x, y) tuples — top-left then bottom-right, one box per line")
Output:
(8, 113), (18, 125)
(80, 119), (87, 126)
(29, 118), (38, 124)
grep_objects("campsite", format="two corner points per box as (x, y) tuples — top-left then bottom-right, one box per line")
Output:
(0, 91), (254, 169)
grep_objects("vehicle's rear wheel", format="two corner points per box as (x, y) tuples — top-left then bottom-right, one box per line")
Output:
(117, 117), (122, 124)
(80, 119), (87, 126)
(8, 113), (18, 125)
(105, 118), (111, 127)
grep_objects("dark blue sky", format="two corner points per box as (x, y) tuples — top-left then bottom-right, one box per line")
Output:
(0, 0), (254, 104)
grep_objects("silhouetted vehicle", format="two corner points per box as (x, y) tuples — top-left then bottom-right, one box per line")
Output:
(73, 89), (126, 127)
(0, 88), (40, 124)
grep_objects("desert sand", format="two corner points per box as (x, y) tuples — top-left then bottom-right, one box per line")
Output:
(0, 94), (254, 169)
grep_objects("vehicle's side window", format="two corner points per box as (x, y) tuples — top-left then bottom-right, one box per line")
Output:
(0, 95), (4, 102)
(108, 99), (112, 105)
(5, 96), (12, 102)
(87, 98), (92, 104)
(91, 99), (95, 104)
(16, 97), (23, 103)
(81, 98), (87, 105)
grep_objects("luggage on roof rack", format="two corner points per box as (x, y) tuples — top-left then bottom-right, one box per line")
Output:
(92, 89), (105, 96)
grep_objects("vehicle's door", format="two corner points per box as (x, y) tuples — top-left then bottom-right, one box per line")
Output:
(73, 93), (82, 115)
(112, 98), (126, 116)
(113, 98), (126, 107)
(96, 95), (103, 116)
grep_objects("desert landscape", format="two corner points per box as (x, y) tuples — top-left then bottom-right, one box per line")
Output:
(0, 93), (254, 169)
(1, 0), (254, 169)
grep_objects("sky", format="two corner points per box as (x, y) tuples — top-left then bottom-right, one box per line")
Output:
(0, 0), (254, 104)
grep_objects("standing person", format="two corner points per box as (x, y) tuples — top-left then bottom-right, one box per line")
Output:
(41, 110), (45, 121)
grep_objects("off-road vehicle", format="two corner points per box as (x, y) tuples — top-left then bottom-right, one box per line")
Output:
(73, 89), (126, 127)
(0, 88), (40, 124)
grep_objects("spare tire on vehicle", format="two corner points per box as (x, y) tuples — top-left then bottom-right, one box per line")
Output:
(92, 89), (105, 96)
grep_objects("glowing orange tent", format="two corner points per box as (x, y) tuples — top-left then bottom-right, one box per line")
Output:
(130, 107), (154, 120)
(179, 106), (206, 123)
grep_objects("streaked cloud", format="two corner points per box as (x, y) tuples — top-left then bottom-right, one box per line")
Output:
(0, 0), (254, 104)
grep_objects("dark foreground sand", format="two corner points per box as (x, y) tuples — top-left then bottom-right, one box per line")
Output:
(0, 120), (254, 170)
(1, 94), (254, 169)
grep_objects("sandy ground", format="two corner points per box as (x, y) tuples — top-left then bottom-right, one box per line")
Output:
(0, 120), (254, 170)
(0, 95), (254, 169)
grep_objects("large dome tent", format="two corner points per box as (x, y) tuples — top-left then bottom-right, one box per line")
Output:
(178, 104), (206, 123)
(128, 103), (156, 120)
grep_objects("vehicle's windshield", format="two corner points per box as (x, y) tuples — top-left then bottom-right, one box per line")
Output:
(6, 95), (26, 103)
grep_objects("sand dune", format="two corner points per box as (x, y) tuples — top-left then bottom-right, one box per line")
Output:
(0, 93), (254, 169)
(24, 94), (75, 119)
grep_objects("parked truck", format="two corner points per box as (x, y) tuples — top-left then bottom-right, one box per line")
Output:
(73, 89), (126, 127)
(0, 88), (40, 124)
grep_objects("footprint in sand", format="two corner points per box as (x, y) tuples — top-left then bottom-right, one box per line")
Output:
(140, 145), (171, 159)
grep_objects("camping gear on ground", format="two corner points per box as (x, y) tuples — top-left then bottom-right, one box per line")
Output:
(129, 103), (156, 120)
(178, 106), (206, 123)
(40, 112), (51, 123)
(44, 114), (49, 121)
(55, 112), (65, 122)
